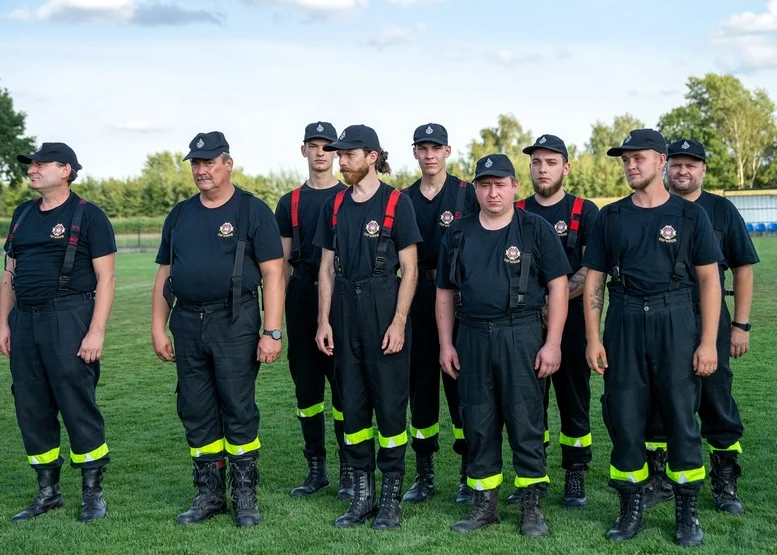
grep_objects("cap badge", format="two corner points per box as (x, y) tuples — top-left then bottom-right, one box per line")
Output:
(504, 246), (521, 263)
(339, 131), (346, 140)
(425, 125), (434, 135)
(555, 220), (568, 235)
(51, 223), (66, 239)
(316, 124), (324, 132)
(484, 158), (493, 168)
(440, 211), (454, 226)
(624, 134), (632, 144)
(219, 222), (234, 237)
(659, 225), (677, 243)
(196, 138), (205, 149)
(539, 136), (547, 145)
(365, 220), (380, 238)
(681, 141), (690, 150)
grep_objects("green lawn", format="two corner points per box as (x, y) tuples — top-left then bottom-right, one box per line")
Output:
(0, 241), (775, 554)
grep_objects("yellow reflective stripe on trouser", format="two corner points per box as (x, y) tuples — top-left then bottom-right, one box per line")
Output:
(559, 432), (592, 448)
(410, 423), (439, 440)
(514, 475), (550, 488)
(225, 438), (261, 456)
(378, 430), (408, 448)
(710, 441), (742, 454)
(543, 430), (550, 443)
(646, 442), (667, 451)
(28, 447), (60, 466)
(452, 426), (465, 440)
(332, 407), (344, 421)
(610, 463), (649, 483)
(190, 438), (225, 458)
(296, 402), (325, 418)
(71, 443), (109, 464)
(467, 473), (502, 491)
(666, 465), (706, 484)
(345, 428), (374, 445)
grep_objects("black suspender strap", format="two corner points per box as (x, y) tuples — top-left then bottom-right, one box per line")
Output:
(607, 200), (626, 294)
(373, 189), (402, 277)
(510, 209), (534, 312)
(331, 189), (347, 276)
(713, 195), (726, 247)
(566, 196), (585, 251)
(231, 190), (253, 322)
(290, 186), (302, 263)
(669, 205), (695, 291)
(58, 196), (88, 297)
(454, 180), (467, 220)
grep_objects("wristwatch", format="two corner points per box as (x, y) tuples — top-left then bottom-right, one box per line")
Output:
(731, 321), (751, 332)
(263, 329), (282, 340)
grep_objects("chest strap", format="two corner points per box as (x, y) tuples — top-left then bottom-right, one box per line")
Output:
(290, 186), (302, 264)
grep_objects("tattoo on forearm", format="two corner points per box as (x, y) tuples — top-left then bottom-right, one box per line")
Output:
(569, 269), (587, 294)
(591, 277), (605, 312)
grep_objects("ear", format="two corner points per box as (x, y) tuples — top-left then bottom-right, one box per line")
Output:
(563, 162), (571, 177)
(60, 164), (71, 180)
(367, 150), (379, 164)
(300, 144), (307, 158)
(225, 157), (234, 173)
(444, 145), (452, 159)
(412, 146), (419, 161)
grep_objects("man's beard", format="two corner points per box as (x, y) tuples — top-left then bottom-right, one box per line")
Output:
(628, 170), (656, 191)
(667, 175), (703, 195)
(341, 163), (369, 186)
(531, 175), (564, 197)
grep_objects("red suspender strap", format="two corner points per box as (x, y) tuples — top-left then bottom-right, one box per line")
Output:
(291, 187), (301, 228)
(382, 189), (401, 231)
(515, 199), (526, 210)
(331, 189), (346, 228)
(566, 196), (585, 250)
(290, 186), (302, 262)
(454, 180), (467, 220)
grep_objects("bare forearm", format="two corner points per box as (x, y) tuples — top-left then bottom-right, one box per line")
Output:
(0, 269), (16, 326)
(261, 265), (285, 330)
(568, 267), (588, 300)
(584, 270), (606, 342)
(435, 289), (456, 348)
(91, 273), (116, 332)
(151, 266), (172, 333)
(318, 266), (334, 326)
(732, 265), (753, 323)
(393, 264), (417, 326)
(698, 272), (722, 346)
(545, 278), (568, 346)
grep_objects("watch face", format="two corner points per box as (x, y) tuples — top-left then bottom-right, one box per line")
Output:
(271, 329), (282, 340)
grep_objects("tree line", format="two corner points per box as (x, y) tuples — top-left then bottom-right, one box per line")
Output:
(1, 73), (776, 219)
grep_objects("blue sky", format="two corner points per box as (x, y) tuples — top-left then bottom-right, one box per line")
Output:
(2, 0), (776, 180)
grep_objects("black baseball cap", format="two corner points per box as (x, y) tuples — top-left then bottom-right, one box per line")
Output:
(667, 139), (706, 162)
(17, 142), (82, 171)
(323, 124), (382, 153)
(183, 131), (230, 161)
(474, 154), (515, 180)
(523, 134), (569, 160)
(412, 123), (448, 146)
(304, 121), (337, 143)
(607, 128), (667, 157)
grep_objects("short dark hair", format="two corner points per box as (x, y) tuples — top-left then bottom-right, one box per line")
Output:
(55, 162), (78, 184)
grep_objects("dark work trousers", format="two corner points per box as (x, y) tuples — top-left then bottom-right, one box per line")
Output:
(408, 273), (466, 457)
(171, 291), (261, 462)
(601, 289), (704, 492)
(457, 311), (548, 491)
(645, 299), (743, 453)
(330, 275), (410, 475)
(286, 269), (345, 460)
(9, 292), (109, 469)
(542, 299), (592, 469)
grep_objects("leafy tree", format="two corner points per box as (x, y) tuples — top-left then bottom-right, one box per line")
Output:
(0, 86), (36, 190)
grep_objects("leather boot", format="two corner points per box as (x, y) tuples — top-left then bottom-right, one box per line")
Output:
(11, 466), (64, 522)
(176, 459), (228, 524)
(675, 488), (704, 547)
(335, 470), (377, 527)
(79, 466), (107, 523)
(373, 472), (403, 530)
(710, 451), (744, 515)
(563, 467), (587, 508)
(506, 481), (547, 506)
(451, 487), (501, 533)
(455, 454), (474, 504)
(229, 456), (261, 527)
(291, 456), (330, 497)
(520, 484), (549, 537)
(402, 454), (434, 503)
(337, 453), (355, 501)
(643, 448), (674, 508)
(606, 489), (645, 542)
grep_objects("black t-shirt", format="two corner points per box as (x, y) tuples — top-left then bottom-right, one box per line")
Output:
(520, 192), (599, 275)
(402, 174), (478, 270)
(275, 182), (347, 273)
(582, 194), (722, 297)
(436, 210), (572, 318)
(155, 187), (283, 304)
(693, 191), (760, 302)
(313, 182), (423, 283)
(4, 192), (117, 304)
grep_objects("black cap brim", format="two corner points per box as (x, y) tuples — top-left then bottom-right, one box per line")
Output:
(304, 134), (336, 143)
(183, 150), (225, 161)
(668, 152), (706, 162)
(16, 154), (36, 164)
(474, 169), (513, 180)
(522, 145), (567, 158)
(17, 153), (82, 170)
(323, 141), (364, 152)
(606, 145), (666, 157)
(412, 138), (448, 146)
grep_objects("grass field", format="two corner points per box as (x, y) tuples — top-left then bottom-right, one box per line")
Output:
(0, 240), (775, 554)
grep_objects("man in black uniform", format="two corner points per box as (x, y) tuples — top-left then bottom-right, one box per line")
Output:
(151, 131), (285, 528)
(437, 154), (571, 537)
(1, 143), (116, 523)
(275, 122), (351, 499)
(314, 124), (421, 530)
(642, 139), (759, 514)
(509, 134), (599, 508)
(583, 129), (722, 547)
(400, 123), (478, 505)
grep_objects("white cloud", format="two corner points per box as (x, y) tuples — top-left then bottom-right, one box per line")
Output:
(244, 0), (367, 14)
(388, 0), (444, 6)
(721, 0), (777, 34)
(367, 25), (413, 48)
(715, 4), (777, 72)
(492, 49), (540, 67)
(9, 0), (221, 25)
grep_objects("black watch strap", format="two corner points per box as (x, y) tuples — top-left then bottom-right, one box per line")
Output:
(731, 321), (751, 332)
(263, 329), (282, 340)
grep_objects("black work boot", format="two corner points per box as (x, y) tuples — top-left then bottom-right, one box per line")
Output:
(564, 467), (587, 508)
(675, 488), (704, 547)
(79, 466), (107, 523)
(291, 456), (330, 497)
(335, 470), (377, 527)
(710, 452), (744, 515)
(606, 489), (645, 542)
(451, 487), (501, 532)
(12, 466), (64, 522)
(455, 454), (474, 504)
(176, 459), (228, 525)
(229, 456), (261, 527)
(643, 449), (674, 508)
(506, 481), (547, 506)
(520, 484), (549, 537)
(402, 454), (434, 503)
(373, 472), (403, 530)
(337, 453), (355, 501)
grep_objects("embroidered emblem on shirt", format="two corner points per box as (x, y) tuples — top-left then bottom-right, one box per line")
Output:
(219, 222), (234, 237)
(365, 220), (380, 238)
(659, 225), (677, 243)
(504, 246), (521, 263)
